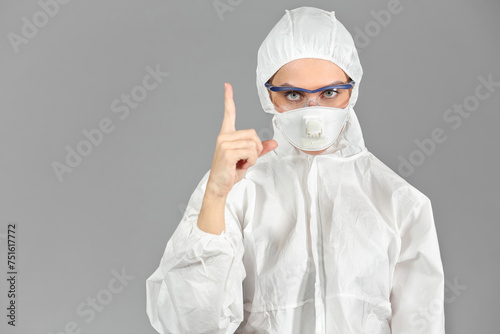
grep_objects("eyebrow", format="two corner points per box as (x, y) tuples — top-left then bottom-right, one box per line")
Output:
(276, 80), (346, 87)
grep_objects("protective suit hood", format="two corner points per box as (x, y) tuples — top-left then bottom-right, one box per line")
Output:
(256, 6), (366, 158)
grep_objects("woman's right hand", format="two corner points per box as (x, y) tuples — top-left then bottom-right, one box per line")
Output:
(205, 83), (278, 199)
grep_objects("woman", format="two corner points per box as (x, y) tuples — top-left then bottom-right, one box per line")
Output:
(146, 6), (445, 334)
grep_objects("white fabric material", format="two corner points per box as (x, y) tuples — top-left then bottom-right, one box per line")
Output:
(146, 6), (445, 334)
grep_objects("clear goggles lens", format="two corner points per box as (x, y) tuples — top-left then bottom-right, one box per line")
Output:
(266, 80), (354, 112)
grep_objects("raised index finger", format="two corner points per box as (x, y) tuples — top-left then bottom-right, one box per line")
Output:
(220, 82), (236, 135)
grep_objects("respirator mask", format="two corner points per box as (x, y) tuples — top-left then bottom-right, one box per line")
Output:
(273, 105), (350, 151)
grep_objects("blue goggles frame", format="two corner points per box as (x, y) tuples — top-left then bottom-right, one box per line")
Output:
(265, 79), (355, 93)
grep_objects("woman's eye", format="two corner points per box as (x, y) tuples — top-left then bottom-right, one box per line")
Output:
(284, 91), (302, 101)
(323, 89), (338, 98)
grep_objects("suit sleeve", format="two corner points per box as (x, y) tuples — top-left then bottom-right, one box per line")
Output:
(390, 194), (446, 333)
(146, 170), (246, 334)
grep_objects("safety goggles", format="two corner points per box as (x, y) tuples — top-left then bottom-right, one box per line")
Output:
(265, 79), (355, 111)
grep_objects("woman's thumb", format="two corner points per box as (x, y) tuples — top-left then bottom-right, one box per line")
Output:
(259, 140), (278, 157)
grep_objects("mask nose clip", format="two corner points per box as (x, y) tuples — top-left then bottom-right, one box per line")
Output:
(303, 115), (323, 138)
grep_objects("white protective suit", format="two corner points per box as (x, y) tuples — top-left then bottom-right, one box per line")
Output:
(146, 6), (446, 334)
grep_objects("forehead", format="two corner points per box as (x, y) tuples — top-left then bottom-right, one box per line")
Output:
(271, 58), (348, 88)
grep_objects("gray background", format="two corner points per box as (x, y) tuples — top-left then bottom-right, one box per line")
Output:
(0, 0), (498, 333)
